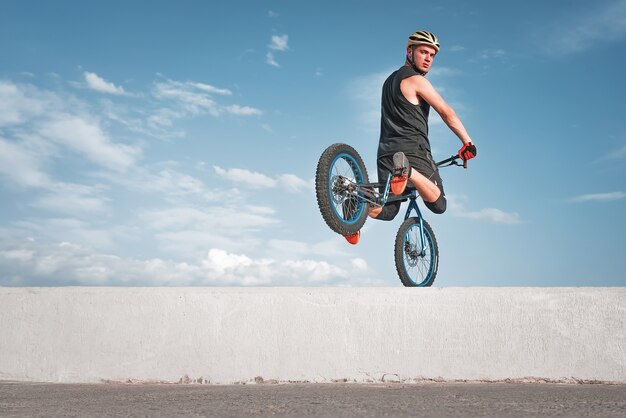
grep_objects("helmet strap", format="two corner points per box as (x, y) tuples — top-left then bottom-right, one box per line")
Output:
(407, 46), (426, 76)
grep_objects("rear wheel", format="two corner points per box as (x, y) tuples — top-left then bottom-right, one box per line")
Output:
(394, 217), (438, 287)
(315, 143), (369, 235)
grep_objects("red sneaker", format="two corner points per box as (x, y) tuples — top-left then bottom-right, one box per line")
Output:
(344, 230), (360, 245)
(390, 152), (410, 195)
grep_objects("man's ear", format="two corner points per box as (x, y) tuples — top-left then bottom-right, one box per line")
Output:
(406, 46), (413, 60)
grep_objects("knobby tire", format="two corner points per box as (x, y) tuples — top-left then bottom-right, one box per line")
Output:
(315, 143), (370, 235)
(394, 217), (439, 287)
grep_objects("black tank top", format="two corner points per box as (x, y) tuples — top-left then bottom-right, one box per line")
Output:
(377, 65), (431, 158)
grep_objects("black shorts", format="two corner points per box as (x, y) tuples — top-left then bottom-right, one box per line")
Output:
(375, 148), (446, 220)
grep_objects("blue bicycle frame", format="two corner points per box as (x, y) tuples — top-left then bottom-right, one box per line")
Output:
(402, 191), (428, 257)
(381, 176), (428, 257)
(357, 154), (462, 258)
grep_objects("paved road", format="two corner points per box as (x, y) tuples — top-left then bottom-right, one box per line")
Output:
(1, 381), (624, 417)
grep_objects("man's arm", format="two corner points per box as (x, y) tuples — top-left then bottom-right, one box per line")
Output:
(409, 76), (474, 146)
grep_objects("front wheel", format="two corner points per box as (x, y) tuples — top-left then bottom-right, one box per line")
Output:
(315, 143), (369, 235)
(394, 217), (439, 287)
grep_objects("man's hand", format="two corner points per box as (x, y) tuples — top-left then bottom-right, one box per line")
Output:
(458, 142), (477, 161)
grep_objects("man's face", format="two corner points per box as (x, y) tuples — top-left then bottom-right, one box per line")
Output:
(409, 45), (437, 74)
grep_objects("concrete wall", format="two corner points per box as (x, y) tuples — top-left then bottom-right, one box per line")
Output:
(1, 287), (624, 384)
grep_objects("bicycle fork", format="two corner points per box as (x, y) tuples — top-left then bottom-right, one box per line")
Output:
(404, 195), (427, 258)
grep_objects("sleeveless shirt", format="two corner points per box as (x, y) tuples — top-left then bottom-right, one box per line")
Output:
(377, 65), (431, 158)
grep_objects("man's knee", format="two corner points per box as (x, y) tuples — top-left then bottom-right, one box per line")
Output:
(425, 194), (447, 214)
(373, 203), (401, 221)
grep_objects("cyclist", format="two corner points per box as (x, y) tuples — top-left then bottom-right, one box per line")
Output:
(345, 30), (477, 244)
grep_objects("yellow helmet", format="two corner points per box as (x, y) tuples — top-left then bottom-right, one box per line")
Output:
(407, 30), (440, 52)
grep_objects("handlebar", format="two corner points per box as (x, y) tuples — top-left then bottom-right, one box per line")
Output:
(436, 155), (468, 169)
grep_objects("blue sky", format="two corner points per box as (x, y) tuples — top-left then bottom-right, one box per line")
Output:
(0, 0), (624, 286)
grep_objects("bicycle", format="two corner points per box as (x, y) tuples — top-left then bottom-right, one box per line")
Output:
(315, 143), (465, 287)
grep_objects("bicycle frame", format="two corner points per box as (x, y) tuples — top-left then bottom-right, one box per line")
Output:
(348, 154), (462, 257)
(359, 179), (429, 256)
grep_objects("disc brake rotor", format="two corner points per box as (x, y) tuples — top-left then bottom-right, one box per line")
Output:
(404, 241), (421, 267)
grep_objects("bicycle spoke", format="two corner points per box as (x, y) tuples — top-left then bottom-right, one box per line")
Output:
(330, 156), (363, 222)
(403, 224), (433, 285)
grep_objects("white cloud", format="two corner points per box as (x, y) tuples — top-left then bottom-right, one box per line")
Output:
(150, 169), (219, 201)
(569, 191), (625, 203)
(456, 208), (522, 224)
(214, 166), (310, 192)
(546, 0), (626, 54)
(189, 82), (232, 96)
(205, 248), (255, 272)
(278, 174), (312, 192)
(0, 248), (34, 262)
(9, 218), (120, 253)
(32, 183), (109, 215)
(0, 81), (141, 195)
(0, 236), (377, 286)
(479, 49), (506, 60)
(214, 166), (276, 188)
(266, 52), (280, 67)
(266, 34), (289, 67)
(97, 98), (187, 140)
(83, 72), (126, 95)
(0, 137), (51, 187)
(153, 79), (220, 116)
(0, 81), (223, 224)
(152, 78), (260, 119)
(137, 204), (279, 259)
(347, 70), (390, 133)
(267, 239), (310, 257)
(225, 104), (262, 116)
(153, 229), (262, 261)
(147, 107), (184, 127)
(0, 75), (358, 287)
(268, 34), (289, 51)
(448, 195), (522, 224)
(39, 115), (140, 172)
(0, 81), (48, 127)
(351, 258), (368, 271)
(140, 205), (277, 232)
(86, 163), (222, 211)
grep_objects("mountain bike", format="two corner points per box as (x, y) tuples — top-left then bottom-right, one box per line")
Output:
(315, 143), (464, 287)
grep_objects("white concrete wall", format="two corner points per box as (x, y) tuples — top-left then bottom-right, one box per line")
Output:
(0, 287), (624, 384)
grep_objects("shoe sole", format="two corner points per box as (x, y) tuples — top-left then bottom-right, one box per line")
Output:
(344, 231), (360, 245)
(391, 152), (409, 195)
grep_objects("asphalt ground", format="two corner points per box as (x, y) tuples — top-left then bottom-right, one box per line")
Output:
(1, 381), (625, 417)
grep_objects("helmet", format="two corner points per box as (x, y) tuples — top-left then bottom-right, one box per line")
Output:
(407, 30), (440, 52)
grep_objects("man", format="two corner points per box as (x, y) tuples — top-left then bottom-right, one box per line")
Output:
(345, 30), (476, 244)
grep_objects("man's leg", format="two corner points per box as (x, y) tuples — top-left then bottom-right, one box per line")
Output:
(373, 170), (443, 217)
(407, 169), (441, 203)
(406, 152), (447, 214)
(369, 155), (401, 220)
(369, 205), (383, 218)
(392, 151), (446, 214)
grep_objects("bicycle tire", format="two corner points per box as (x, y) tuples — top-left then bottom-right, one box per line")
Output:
(315, 143), (369, 235)
(394, 217), (439, 287)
